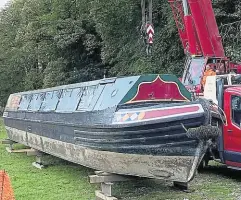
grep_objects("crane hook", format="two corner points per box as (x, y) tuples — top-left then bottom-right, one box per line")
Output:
(141, 0), (154, 55)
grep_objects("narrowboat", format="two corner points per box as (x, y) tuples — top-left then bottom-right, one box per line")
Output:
(3, 74), (220, 183)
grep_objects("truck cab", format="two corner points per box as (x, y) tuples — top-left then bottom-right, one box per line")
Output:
(203, 74), (241, 169)
(181, 55), (236, 95)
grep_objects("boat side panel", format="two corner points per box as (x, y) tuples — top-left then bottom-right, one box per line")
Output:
(120, 74), (192, 104)
(93, 76), (139, 110)
(4, 111), (202, 156)
(4, 76), (139, 113)
(5, 126), (198, 183)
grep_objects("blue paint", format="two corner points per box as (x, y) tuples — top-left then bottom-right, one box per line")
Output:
(224, 150), (241, 163)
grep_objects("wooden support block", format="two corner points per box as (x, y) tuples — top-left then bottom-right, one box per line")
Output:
(31, 152), (47, 169)
(0, 139), (15, 145)
(26, 148), (41, 156)
(36, 155), (43, 164)
(173, 181), (188, 191)
(89, 174), (131, 184)
(6, 147), (33, 154)
(90, 171), (131, 200)
(95, 190), (118, 200)
(6, 147), (13, 153)
(95, 171), (112, 176)
(32, 162), (44, 169)
(101, 182), (113, 197)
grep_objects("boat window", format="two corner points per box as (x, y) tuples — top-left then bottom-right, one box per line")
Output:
(27, 93), (45, 111)
(56, 88), (82, 112)
(7, 95), (21, 110)
(39, 90), (62, 112)
(231, 95), (241, 127)
(18, 94), (31, 110)
(77, 85), (97, 111)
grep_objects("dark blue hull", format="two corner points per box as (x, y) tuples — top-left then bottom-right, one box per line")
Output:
(3, 101), (218, 183)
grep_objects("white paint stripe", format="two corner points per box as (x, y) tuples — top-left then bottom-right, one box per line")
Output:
(147, 26), (154, 32)
(112, 110), (203, 124)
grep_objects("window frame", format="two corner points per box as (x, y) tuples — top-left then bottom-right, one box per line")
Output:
(231, 95), (241, 127)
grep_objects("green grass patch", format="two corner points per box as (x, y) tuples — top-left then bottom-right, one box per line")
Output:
(1, 118), (241, 199)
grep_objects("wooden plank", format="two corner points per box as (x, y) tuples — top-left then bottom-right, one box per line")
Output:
(89, 174), (131, 184)
(6, 147), (14, 153)
(26, 149), (41, 156)
(32, 162), (44, 169)
(95, 171), (112, 176)
(101, 182), (113, 197)
(95, 190), (118, 200)
(6, 147), (35, 153)
(0, 139), (15, 145)
(173, 181), (188, 191)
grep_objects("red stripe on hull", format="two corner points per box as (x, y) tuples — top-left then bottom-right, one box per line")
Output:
(143, 106), (200, 119)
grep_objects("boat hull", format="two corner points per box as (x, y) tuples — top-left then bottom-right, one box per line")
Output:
(3, 102), (212, 183)
(5, 126), (203, 183)
(2, 74), (219, 183)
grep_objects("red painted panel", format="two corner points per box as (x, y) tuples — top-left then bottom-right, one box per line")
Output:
(188, 0), (215, 56)
(226, 161), (241, 168)
(184, 15), (201, 55)
(143, 106), (200, 119)
(168, 0), (188, 52)
(223, 90), (241, 153)
(130, 77), (188, 102)
(199, 0), (225, 57)
(114, 105), (201, 123)
(188, 0), (225, 57)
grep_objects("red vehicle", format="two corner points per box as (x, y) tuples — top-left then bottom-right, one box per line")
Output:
(167, 0), (241, 169)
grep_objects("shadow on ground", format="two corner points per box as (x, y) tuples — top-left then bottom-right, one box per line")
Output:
(111, 163), (241, 200)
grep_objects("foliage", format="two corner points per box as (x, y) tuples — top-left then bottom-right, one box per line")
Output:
(0, 0), (240, 106)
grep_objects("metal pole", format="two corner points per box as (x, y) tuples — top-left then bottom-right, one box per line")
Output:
(141, 0), (145, 25)
(148, 0), (152, 23)
(182, 0), (189, 16)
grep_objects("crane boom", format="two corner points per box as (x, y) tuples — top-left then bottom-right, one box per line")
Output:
(168, 0), (225, 57)
(188, 0), (225, 57)
(168, 0), (189, 52)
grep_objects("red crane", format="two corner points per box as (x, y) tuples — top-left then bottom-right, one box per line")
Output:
(169, 0), (225, 57)
(168, 0), (241, 170)
(169, 0), (241, 94)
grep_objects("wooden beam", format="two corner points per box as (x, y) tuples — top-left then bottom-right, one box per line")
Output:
(0, 139), (15, 145)
(32, 162), (44, 169)
(26, 149), (42, 156)
(6, 147), (37, 154)
(95, 171), (112, 176)
(95, 190), (117, 200)
(173, 181), (189, 191)
(89, 174), (131, 184)
(90, 171), (132, 199)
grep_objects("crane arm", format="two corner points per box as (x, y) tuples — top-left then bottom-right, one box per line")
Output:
(168, 0), (225, 57)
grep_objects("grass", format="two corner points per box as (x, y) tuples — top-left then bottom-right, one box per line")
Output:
(1, 118), (241, 200)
